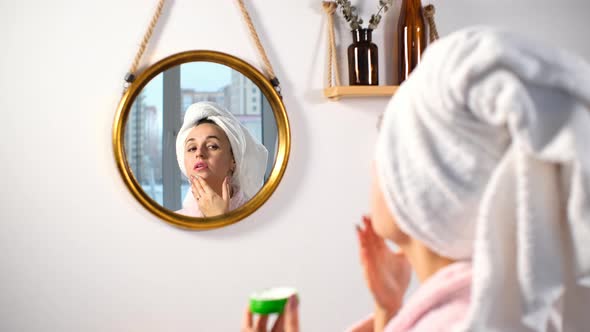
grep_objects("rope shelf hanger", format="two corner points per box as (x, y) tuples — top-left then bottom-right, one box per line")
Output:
(322, 1), (342, 90)
(423, 4), (439, 42)
(321, 1), (439, 100)
(123, 0), (282, 97)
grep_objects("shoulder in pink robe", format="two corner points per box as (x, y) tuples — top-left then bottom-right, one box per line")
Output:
(347, 261), (472, 332)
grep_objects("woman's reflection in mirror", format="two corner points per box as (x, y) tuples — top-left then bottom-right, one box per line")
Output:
(175, 102), (268, 217)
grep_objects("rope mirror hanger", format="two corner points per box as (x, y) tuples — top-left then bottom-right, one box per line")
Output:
(122, 0), (282, 97)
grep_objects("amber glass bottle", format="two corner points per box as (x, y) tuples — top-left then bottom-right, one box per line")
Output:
(347, 28), (379, 85)
(396, 0), (426, 84)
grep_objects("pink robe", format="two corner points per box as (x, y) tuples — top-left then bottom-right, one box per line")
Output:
(175, 189), (248, 217)
(347, 262), (472, 332)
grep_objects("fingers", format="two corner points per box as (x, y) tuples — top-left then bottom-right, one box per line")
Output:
(359, 215), (374, 239)
(283, 295), (300, 332)
(241, 306), (253, 332)
(270, 296), (300, 332)
(355, 224), (365, 246)
(222, 176), (230, 202)
(362, 215), (371, 229)
(190, 175), (205, 199)
(362, 215), (386, 249)
(254, 314), (269, 331)
(195, 175), (214, 195)
(357, 216), (375, 248)
(355, 227), (370, 273)
(362, 216), (377, 239)
(243, 297), (298, 332)
(271, 313), (285, 332)
(241, 310), (269, 332)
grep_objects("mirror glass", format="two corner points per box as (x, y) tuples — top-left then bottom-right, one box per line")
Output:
(114, 51), (289, 229)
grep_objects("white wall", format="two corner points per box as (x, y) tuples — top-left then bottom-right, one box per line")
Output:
(1, 0), (589, 331)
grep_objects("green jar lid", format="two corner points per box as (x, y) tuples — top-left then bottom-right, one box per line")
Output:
(249, 287), (297, 314)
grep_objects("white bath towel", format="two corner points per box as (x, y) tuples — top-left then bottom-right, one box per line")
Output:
(375, 26), (590, 331)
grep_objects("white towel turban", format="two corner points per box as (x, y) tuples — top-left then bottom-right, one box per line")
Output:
(375, 27), (590, 331)
(176, 101), (269, 200)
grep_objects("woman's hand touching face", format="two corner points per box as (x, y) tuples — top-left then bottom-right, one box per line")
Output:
(356, 216), (411, 315)
(190, 175), (231, 217)
(358, 163), (413, 328)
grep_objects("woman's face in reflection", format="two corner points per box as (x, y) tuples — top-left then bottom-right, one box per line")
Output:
(183, 123), (235, 186)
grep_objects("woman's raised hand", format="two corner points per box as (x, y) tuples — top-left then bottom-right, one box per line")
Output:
(190, 175), (231, 217)
(356, 216), (411, 323)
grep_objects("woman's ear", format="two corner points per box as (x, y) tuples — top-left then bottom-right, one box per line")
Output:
(228, 159), (236, 175)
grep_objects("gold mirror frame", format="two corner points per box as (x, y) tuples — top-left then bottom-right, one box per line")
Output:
(113, 50), (290, 230)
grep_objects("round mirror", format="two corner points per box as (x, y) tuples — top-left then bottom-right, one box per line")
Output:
(113, 50), (290, 230)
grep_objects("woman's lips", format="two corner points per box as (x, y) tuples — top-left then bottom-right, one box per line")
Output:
(194, 162), (208, 171)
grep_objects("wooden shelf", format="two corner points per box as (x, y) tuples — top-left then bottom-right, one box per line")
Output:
(324, 85), (399, 101)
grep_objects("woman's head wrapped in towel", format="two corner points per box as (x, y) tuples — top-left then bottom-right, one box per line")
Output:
(374, 26), (590, 330)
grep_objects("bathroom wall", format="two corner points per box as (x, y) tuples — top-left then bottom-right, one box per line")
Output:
(1, 0), (589, 330)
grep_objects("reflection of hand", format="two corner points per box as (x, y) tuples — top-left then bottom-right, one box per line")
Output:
(190, 175), (230, 217)
(356, 216), (411, 327)
(241, 296), (299, 332)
